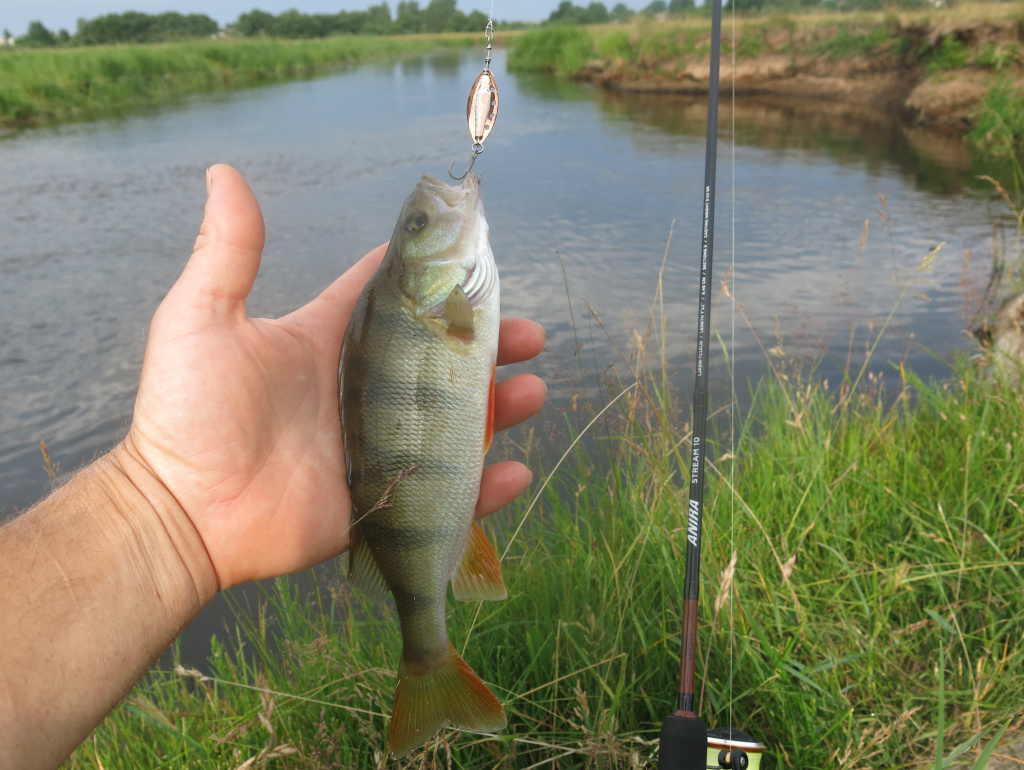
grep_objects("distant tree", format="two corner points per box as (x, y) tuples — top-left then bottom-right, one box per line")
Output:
(723, 0), (763, 10)
(463, 9), (489, 31)
(235, 9), (276, 36)
(587, 2), (610, 22)
(669, 0), (695, 12)
(334, 10), (369, 34)
(58, 29), (71, 43)
(423, 0), (456, 32)
(395, 1), (424, 32)
(546, 0), (617, 24)
(642, 0), (667, 15)
(23, 20), (58, 46)
(273, 9), (318, 37)
(609, 2), (633, 21)
(363, 2), (393, 34)
(76, 11), (156, 44)
(153, 12), (218, 39)
(548, 1), (580, 23)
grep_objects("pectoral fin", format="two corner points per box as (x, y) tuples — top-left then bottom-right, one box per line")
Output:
(443, 284), (475, 341)
(348, 527), (390, 602)
(451, 522), (506, 601)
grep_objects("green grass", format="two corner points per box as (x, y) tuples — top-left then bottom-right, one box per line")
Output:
(734, 32), (767, 59)
(925, 36), (972, 73)
(507, 26), (595, 77)
(0, 35), (474, 128)
(973, 42), (1020, 72)
(809, 23), (892, 59)
(596, 28), (633, 60)
(969, 80), (1024, 161)
(60, 312), (1024, 768)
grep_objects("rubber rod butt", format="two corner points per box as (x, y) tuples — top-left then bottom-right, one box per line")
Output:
(658, 712), (708, 770)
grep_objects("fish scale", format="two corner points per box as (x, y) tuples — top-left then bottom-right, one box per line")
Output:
(339, 172), (507, 758)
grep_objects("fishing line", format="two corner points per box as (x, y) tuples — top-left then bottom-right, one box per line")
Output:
(173, 665), (390, 718)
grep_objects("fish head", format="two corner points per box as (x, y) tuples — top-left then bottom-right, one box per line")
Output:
(387, 173), (494, 318)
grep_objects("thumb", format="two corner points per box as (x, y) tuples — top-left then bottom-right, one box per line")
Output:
(164, 164), (266, 326)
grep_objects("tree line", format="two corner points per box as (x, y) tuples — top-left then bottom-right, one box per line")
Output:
(4, 0), (934, 48)
(4, 1), (527, 48)
(543, 0), (695, 24)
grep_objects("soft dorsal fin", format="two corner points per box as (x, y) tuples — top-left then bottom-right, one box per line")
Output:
(347, 527), (390, 602)
(451, 521), (506, 601)
(443, 284), (475, 340)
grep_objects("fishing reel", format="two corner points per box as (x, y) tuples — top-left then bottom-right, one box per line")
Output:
(705, 728), (765, 770)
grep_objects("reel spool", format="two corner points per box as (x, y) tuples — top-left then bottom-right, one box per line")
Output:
(706, 728), (766, 770)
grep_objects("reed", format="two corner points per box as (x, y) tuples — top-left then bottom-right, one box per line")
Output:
(0, 35), (474, 128)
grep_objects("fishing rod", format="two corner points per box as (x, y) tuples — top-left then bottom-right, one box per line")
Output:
(657, 0), (765, 767)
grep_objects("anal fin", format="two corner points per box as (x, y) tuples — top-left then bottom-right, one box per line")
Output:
(347, 526), (390, 602)
(451, 521), (506, 601)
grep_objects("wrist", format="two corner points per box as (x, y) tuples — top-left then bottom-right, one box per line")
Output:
(101, 439), (220, 609)
(0, 445), (219, 768)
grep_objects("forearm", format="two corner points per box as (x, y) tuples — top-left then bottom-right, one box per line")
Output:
(0, 444), (217, 769)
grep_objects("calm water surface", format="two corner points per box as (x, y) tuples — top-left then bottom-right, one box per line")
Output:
(0, 48), (1012, 661)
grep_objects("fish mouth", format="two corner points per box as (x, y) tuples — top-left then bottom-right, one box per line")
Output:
(419, 173), (481, 207)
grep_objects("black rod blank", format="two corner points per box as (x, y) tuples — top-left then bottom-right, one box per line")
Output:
(657, 0), (723, 765)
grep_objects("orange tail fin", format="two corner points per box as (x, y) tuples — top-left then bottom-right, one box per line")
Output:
(388, 642), (506, 758)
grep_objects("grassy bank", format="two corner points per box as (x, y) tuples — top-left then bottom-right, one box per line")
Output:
(508, 3), (1024, 156)
(60, 321), (1024, 767)
(0, 34), (478, 129)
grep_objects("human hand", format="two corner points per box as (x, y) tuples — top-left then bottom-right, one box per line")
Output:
(119, 164), (545, 592)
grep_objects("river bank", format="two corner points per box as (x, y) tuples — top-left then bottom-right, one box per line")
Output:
(512, 3), (1024, 153)
(0, 34), (479, 129)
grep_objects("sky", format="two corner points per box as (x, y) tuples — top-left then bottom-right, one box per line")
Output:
(0, 0), (643, 37)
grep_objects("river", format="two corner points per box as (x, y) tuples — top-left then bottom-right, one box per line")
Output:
(0, 46), (1014, 663)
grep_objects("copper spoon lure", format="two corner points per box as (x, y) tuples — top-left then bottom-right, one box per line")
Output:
(449, 18), (498, 180)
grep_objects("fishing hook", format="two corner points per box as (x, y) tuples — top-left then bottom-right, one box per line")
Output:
(449, 144), (484, 181)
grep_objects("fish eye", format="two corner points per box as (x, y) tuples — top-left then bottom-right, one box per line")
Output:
(403, 211), (428, 232)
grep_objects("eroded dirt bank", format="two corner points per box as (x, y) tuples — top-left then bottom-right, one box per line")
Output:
(578, 13), (1024, 137)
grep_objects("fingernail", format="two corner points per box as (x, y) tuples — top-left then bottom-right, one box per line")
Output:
(205, 167), (213, 197)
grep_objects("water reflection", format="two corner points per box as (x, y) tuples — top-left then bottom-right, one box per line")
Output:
(589, 87), (1005, 198)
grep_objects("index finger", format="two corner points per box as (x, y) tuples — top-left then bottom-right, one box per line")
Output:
(497, 318), (545, 367)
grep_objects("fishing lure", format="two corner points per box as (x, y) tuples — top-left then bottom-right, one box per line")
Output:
(449, 18), (498, 181)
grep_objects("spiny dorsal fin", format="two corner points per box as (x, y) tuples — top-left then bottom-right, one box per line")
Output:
(451, 521), (506, 601)
(443, 284), (475, 340)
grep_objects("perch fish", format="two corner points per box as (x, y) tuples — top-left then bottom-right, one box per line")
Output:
(339, 172), (506, 758)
